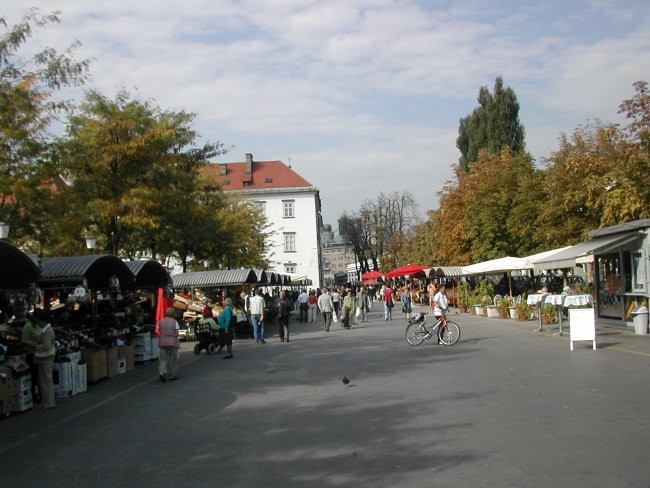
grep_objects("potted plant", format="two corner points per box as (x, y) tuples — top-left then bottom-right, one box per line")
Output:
(515, 295), (530, 321)
(497, 297), (510, 319)
(541, 304), (556, 325)
(457, 282), (471, 313)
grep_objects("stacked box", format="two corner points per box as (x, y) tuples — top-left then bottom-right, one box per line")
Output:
(118, 357), (127, 374)
(118, 345), (135, 372)
(15, 386), (33, 412)
(106, 347), (120, 378)
(72, 363), (87, 395)
(81, 349), (108, 383)
(53, 361), (73, 398)
(0, 377), (20, 415)
(133, 333), (158, 362)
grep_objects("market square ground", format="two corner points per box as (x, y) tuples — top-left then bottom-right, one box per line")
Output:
(1, 302), (649, 487)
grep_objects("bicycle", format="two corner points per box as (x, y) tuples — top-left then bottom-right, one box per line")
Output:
(405, 311), (460, 346)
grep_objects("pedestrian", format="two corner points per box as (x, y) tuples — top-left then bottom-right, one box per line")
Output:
(401, 285), (412, 318)
(307, 289), (318, 323)
(382, 284), (395, 320)
(276, 290), (293, 341)
(297, 289), (309, 323)
(199, 306), (220, 350)
(331, 287), (340, 316)
(425, 282), (436, 310)
(33, 309), (55, 409)
(357, 287), (369, 322)
(317, 288), (334, 331)
(218, 298), (235, 359)
(21, 311), (42, 402)
(157, 307), (180, 382)
(341, 290), (356, 329)
(249, 288), (266, 344)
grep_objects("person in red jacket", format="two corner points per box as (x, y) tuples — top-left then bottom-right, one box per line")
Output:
(157, 307), (180, 382)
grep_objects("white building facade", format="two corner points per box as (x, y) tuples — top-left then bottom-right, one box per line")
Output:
(204, 154), (324, 288)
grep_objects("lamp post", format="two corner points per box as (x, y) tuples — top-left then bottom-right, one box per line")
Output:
(0, 222), (9, 239)
(85, 236), (97, 253)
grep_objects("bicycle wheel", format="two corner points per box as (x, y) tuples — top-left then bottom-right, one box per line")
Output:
(438, 321), (460, 346)
(405, 322), (427, 346)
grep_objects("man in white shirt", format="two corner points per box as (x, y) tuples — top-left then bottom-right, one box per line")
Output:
(249, 288), (266, 344)
(317, 288), (335, 332)
(297, 289), (309, 323)
(433, 286), (449, 319)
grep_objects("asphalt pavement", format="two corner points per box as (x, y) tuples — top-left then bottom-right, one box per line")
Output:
(1, 301), (649, 488)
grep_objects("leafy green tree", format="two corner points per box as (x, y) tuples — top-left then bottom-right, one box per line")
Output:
(0, 9), (89, 248)
(457, 77), (526, 172)
(55, 89), (225, 259)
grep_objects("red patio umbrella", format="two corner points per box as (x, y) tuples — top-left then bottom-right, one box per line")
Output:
(385, 264), (428, 279)
(361, 270), (384, 280)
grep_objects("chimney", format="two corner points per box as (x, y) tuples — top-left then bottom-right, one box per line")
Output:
(219, 164), (227, 176)
(245, 153), (253, 174)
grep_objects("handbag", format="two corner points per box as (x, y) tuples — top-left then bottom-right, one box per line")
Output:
(332, 310), (338, 323)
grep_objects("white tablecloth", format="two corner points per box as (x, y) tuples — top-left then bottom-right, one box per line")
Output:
(527, 294), (547, 306)
(545, 294), (564, 306)
(563, 294), (593, 307)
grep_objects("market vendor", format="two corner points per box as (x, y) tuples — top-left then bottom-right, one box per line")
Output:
(33, 309), (56, 410)
(21, 312), (42, 402)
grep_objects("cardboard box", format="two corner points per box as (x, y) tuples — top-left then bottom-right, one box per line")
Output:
(13, 393), (33, 412)
(53, 361), (73, 398)
(81, 349), (108, 383)
(1, 397), (17, 415)
(18, 375), (32, 392)
(118, 357), (127, 374)
(72, 363), (87, 395)
(0, 378), (20, 401)
(106, 347), (119, 378)
(119, 345), (135, 372)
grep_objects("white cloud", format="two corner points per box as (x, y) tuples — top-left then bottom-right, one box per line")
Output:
(3, 0), (650, 226)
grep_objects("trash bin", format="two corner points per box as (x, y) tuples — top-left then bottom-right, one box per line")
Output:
(631, 306), (649, 335)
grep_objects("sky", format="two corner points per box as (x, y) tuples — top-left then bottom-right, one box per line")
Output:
(4, 1), (650, 228)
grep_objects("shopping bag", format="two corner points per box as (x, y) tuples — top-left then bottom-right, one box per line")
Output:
(332, 311), (338, 323)
(355, 307), (361, 318)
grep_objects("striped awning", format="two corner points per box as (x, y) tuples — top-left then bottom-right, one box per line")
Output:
(434, 266), (465, 277)
(172, 269), (258, 288)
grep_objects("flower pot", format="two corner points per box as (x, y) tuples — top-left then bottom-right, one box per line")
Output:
(541, 315), (551, 325)
(473, 304), (483, 315)
(459, 305), (468, 313)
(498, 309), (506, 319)
(485, 305), (499, 318)
(508, 307), (517, 319)
(518, 312), (529, 321)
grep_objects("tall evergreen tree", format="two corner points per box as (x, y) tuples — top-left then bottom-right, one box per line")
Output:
(456, 77), (526, 172)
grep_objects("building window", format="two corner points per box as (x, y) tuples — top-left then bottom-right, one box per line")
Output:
(285, 264), (296, 274)
(284, 233), (296, 253)
(283, 200), (295, 218)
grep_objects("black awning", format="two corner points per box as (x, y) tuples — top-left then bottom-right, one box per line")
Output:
(39, 255), (135, 290)
(172, 269), (258, 288)
(0, 240), (40, 289)
(125, 260), (172, 289)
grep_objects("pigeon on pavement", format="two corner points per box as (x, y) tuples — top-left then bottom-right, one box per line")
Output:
(342, 375), (350, 387)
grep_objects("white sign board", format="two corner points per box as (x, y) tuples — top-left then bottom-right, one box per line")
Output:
(569, 308), (596, 351)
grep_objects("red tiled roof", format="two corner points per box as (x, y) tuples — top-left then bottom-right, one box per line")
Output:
(201, 159), (313, 191)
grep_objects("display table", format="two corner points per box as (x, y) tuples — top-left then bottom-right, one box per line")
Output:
(545, 294), (565, 335)
(563, 294), (593, 307)
(527, 294), (548, 331)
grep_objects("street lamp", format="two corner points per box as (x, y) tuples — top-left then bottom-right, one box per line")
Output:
(85, 236), (97, 251)
(0, 222), (9, 239)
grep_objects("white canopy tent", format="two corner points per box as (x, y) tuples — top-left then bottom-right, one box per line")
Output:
(533, 232), (640, 272)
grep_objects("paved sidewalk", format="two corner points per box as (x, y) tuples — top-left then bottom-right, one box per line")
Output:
(1, 301), (649, 487)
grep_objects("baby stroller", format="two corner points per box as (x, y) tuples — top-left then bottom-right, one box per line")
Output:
(192, 317), (221, 355)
